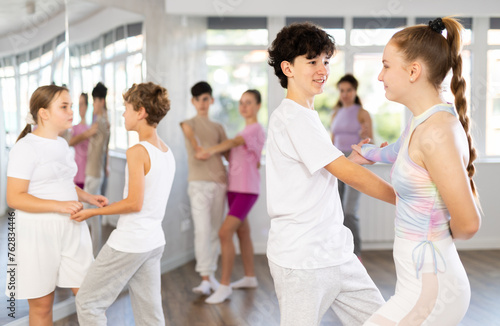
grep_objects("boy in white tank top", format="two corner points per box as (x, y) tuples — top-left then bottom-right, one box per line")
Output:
(71, 82), (175, 325)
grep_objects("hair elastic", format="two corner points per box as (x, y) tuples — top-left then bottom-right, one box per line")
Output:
(25, 112), (36, 125)
(428, 18), (445, 34)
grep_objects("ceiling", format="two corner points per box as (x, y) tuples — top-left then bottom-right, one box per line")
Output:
(0, 0), (103, 39)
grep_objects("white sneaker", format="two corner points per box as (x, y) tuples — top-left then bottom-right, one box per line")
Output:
(230, 276), (258, 289)
(192, 280), (211, 295)
(209, 275), (220, 291)
(205, 285), (232, 304)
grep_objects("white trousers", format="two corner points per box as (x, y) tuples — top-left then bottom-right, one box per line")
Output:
(188, 181), (226, 276)
(83, 175), (104, 256)
(269, 255), (385, 326)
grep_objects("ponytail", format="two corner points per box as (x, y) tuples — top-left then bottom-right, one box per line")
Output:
(442, 17), (478, 197)
(16, 124), (32, 143)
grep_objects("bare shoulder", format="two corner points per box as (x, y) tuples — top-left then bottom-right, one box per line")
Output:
(127, 144), (149, 161)
(418, 112), (468, 158)
(358, 107), (371, 120)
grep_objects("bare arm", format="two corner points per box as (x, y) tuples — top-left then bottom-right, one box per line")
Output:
(417, 120), (481, 240)
(7, 177), (83, 215)
(180, 122), (201, 152)
(330, 110), (338, 144)
(69, 123), (98, 146)
(75, 186), (108, 208)
(324, 156), (395, 205)
(71, 145), (147, 221)
(196, 136), (245, 160)
(358, 108), (373, 143)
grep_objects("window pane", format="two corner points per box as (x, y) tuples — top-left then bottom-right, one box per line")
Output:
(126, 53), (143, 85)
(314, 51), (345, 128)
(82, 68), (93, 92)
(40, 65), (51, 86)
(351, 28), (402, 46)
(41, 50), (53, 67)
(29, 57), (40, 72)
(19, 61), (29, 75)
(104, 63), (115, 149)
(115, 61), (128, 150)
(53, 58), (63, 86)
(90, 49), (102, 65)
(19, 75), (29, 131)
(127, 35), (143, 52)
(115, 39), (127, 55)
(488, 30), (500, 45)
(325, 29), (346, 46)
(207, 29), (268, 46)
(207, 50), (268, 138)
(105, 43), (114, 59)
(92, 65), (101, 85)
(353, 53), (405, 145)
(486, 50), (500, 156)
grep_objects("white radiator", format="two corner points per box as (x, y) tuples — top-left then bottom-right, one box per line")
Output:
(358, 164), (396, 250)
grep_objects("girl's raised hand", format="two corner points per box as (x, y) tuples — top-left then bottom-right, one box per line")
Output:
(57, 201), (84, 215)
(348, 138), (374, 165)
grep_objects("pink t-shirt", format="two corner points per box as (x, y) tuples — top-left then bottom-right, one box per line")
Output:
(72, 124), (90, 184)
(228, 123), (266, 194)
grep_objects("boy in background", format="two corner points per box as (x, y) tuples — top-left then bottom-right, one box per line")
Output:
(180, 81), (227, 295)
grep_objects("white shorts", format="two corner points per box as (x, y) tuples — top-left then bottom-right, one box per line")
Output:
(6, 211), (94, 300)
(364, 236), (470, 325)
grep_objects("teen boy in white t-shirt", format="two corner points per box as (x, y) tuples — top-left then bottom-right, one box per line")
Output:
(266, 22), (396, 325)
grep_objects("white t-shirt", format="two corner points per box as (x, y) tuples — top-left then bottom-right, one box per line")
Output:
(7, 133), (78, 201)
(266, 99), (354, 269)
(107, 141), (176, 253)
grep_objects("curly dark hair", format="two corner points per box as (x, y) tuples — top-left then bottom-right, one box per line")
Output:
(268, 22), (335, 89)
(123, 82), (170, 126)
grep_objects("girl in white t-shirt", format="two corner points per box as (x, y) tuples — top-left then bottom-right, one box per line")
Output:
(6, 85), (108, 324)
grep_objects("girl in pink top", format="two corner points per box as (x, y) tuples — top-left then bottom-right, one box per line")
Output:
(196, 90), (265, 304)
(69, 93), (97, 189)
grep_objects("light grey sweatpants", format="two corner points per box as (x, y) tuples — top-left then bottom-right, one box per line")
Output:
(269, 254), (385, 326)
(76, 244), (165, 326)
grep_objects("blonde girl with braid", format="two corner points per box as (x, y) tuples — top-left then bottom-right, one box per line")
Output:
(351, 17), (481, 325)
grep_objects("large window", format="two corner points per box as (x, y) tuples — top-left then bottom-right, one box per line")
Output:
(0, 23), (143, 151)
(207, 17), (269, 138)
(69, 22), (144, 150)
(0, 34), (66, 148)
(343, 17), (407, 144)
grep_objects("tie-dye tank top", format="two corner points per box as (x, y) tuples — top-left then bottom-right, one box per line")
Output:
(361, 104), (457, 241)
(362, 104), (457, 276)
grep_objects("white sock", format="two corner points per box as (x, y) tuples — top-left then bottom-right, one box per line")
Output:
(230, 276), (258, 289)
(209, 274), (220, 291)
(205, 285), (232, 304)
(192, 280), (211, 295)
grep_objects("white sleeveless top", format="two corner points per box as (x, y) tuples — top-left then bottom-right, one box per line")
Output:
(107, 141), (176, 253)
